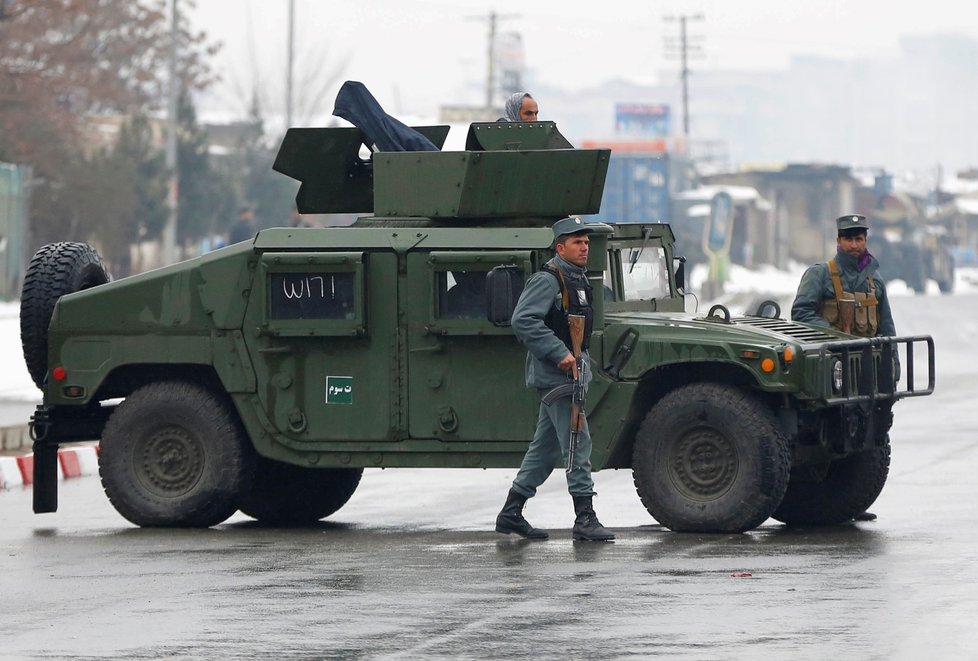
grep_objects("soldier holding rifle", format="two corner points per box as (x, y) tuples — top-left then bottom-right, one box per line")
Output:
(495, 217), (615, 542)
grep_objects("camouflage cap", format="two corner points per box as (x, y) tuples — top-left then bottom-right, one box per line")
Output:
(836, 214), (868, 232)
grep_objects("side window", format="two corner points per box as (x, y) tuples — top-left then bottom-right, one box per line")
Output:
(437, 269), (487, 319)
(603, 256), (619, 302)
(270, 272), (355, 320)
(605, 245), (671, 302)
(422, 250), (533, 335)
(260, 252), (365, 337)
(621, 245), (670, 300)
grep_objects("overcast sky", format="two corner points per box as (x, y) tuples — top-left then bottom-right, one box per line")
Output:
(185, 0), (978, 123)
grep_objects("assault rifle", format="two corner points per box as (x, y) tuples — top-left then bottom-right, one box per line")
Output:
(542, 314), (587, 473)
(566, 314), (587, 473)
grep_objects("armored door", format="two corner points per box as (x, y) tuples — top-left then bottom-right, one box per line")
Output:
(243, 250), (400, 446)
(404, 250), (538, 447)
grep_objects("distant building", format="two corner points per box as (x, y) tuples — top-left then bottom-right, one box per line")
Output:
(701, 164), (858, 268)
(580, 140), (672, 225)
(671, 185), (772, 268)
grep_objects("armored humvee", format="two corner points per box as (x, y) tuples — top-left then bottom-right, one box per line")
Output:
(22, 121), (935, 533)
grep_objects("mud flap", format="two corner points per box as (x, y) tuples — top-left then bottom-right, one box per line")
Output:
(32, 443), (59, 513)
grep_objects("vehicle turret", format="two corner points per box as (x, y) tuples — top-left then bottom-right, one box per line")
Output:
(272, 121), (609, 224)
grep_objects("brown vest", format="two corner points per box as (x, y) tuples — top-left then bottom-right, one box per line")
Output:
(820, 259), (879, 336)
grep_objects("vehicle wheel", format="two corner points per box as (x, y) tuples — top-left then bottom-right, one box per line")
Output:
(239, 458), (363, 525)
(632, 383), (791, 533)
(772, 436), (890, 526)
(20, 242), (111, 389)
(99, 381), (254, 527)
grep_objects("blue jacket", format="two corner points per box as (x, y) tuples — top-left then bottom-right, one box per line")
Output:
(511, 256), (593, 389)
(791, 249), (897, 336)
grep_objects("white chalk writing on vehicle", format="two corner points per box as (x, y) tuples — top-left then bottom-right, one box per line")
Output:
(281, 275), (327, 299)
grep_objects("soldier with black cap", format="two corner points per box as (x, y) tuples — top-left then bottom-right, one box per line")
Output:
(494, 216), (616, 542)
(791, 213), (896, 338)
(790, 213), (896, 522)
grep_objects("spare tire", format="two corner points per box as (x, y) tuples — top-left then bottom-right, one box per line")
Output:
(20, 242), (111, 389)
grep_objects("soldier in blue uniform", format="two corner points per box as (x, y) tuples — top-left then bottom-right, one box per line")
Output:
(792, 213), (896, 337)
(495, 217), (615, 541)
(791, 213), (896, 522)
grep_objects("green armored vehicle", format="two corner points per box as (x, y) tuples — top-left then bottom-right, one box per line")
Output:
(22, 121), (934, 533)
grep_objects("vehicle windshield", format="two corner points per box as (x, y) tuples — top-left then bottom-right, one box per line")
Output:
(607, 245), (671, 301)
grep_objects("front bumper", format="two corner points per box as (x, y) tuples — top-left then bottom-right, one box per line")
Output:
(815, 334), (935, 406)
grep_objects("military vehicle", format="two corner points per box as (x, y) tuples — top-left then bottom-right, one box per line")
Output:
(22, 121), (935, 533)
(872, 224), (955, 294)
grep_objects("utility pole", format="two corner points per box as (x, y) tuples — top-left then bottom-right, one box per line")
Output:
(485, 10), (496, 109)
(162, 0), (180, 265)
(663, 14), (704, 139)
(286, 0), (294, 130)
(467, 10), (518, 111)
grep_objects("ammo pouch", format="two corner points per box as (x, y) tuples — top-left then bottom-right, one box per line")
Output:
(821, 259), (879, 336)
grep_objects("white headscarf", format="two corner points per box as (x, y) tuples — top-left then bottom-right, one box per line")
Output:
(504, 92), (533, 122)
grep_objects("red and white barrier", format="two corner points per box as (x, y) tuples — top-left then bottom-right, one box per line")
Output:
(59, 445), (99, 478)
(0, 456), (23, 489)
(0, 445), (99, 490)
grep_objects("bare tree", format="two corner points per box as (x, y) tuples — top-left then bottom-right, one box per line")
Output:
(0, 0), (217, 250)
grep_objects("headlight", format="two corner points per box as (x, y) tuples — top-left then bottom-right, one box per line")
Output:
(832, 360), (843, 393)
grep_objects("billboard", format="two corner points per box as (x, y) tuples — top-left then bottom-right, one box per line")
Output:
(704, 191), (734, 255)
(615, 103), (670, 137)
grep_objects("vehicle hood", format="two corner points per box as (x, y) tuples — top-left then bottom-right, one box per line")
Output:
(604, 310), (844, 348)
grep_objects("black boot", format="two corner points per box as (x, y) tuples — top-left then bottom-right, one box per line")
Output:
(495, 490), (548, 540)
(572, 495), (615, 541)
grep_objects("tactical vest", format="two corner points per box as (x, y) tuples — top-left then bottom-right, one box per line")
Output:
(541, 261), (593, 352)
(820, 258), (880, 336)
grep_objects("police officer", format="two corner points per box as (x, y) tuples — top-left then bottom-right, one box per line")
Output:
(495, 217), (615, 541)
(791, 213), (896, 337)
(791, 213), (896, 522)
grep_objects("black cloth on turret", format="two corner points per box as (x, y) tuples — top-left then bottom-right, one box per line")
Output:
(332, 80), (438, 152)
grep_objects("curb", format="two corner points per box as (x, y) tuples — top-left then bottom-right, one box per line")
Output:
(0, 444), (99, 490)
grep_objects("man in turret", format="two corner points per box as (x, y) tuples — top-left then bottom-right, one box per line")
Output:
(494, 217), (615, 542)
(791, 213), (896, 522)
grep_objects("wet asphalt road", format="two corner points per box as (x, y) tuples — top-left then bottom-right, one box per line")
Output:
(1, 295), (976, 659)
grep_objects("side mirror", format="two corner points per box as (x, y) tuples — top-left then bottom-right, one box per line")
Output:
(674, 256), (687, 292)
(485, 265), (525, 326)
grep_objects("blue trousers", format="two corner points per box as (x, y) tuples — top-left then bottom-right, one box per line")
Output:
(511, 392), (596, 499)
